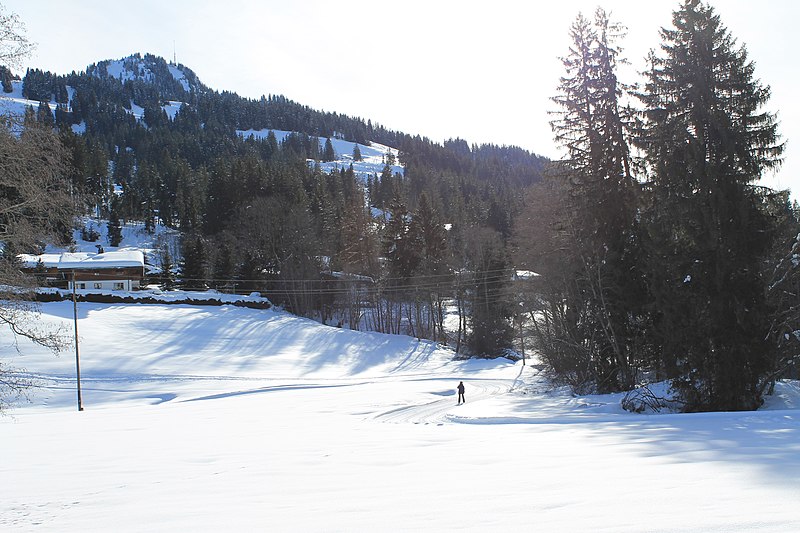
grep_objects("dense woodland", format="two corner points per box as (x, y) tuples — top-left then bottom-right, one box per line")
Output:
(5, 0), (800, 412)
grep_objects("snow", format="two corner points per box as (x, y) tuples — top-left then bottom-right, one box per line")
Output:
(0, 77), (185, 126)
(104, 59), (137, 82)
(71, 121), (86, 134)
(125, 100), (183, 123)
(103, 58), (153, 84)
(167, 64), (191, 92)
(237, 128), (405, 181)
(162, 100), (183, 120)
(2, 301), (799, 532)
(0, 81), (81, 132)
(36, 287), (271, 306)
(0, 80), (56, 122)
(127, 100), (145, 121)
(64, 216), (180, 270)
(20, 250), (145, 270)
(17, 253), (63, 269)
(62, 250), (144, 269)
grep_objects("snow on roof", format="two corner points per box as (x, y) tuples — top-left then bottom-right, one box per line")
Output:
(58, 250), (145, 269)
(20, 250), (145, 270)
(18, 253), (63, 269)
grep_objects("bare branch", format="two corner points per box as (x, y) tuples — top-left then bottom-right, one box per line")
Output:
(0, 4), (35, 70)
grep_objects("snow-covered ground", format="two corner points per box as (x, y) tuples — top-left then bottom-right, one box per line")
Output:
(237, 128), (404, 182)
(59, 216), (180, 274)
(2, 301), (799, 532)
(0, 80), (52, 126)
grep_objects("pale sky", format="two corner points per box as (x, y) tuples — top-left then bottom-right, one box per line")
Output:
(5, 0), (799, 194)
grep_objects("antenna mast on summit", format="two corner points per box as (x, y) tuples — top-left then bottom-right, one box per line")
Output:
(173, 40), (176, 64)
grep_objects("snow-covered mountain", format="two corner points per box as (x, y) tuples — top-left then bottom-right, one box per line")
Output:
(1, 52), (408, 175)
(87, 53), (203, 96)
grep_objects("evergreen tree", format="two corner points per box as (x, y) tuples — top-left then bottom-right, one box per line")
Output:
(338, 185), (378, 276)
(0, 65), (14, 93)
(352, 143), (363, 161)
(412, 192), (448, 278)
(409, 192), (449, 340)
(54, 104), (71, 130)
(530, 8), (643, 392)
(180, 234), (208, 290)
(322, 137), (335, 162)
(158, 243), (176, 290)
(265, 130), (279, 157)
(636, 0), (784, 411)
(36, 100), (53, 127)
(467, 228), (513, 357)
(211, 235), (236, 292)
(382, 197), (419, 283)
(107, 198), (123, 247)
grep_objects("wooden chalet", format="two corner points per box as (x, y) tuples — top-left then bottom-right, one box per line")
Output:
(19, 250), (146, 291)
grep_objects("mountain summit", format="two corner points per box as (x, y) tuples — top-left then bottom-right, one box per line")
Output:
(86, 53), (204, 99)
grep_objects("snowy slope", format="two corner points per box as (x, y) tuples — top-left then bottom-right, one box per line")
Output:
(97, 56), (195, 93)
(2, 302), (799, 532)
(0, 80), (58, 123)
(238, 128), (404, 181)
(61, 216), (180, 272)
(0, 79), (182, 126)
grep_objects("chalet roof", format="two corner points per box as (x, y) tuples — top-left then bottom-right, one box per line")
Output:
(19, 250), (145, 270)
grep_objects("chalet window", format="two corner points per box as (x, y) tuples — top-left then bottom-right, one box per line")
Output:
(78, 283), (86, 289)
(113, 282), (124, 291)
(94, 283), (102, 289)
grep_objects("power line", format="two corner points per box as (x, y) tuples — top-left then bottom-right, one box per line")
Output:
(145, 266), (520, 285)
(143, 275), (519, 296)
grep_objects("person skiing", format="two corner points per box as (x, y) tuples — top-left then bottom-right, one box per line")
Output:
(457, 381), (465, 405)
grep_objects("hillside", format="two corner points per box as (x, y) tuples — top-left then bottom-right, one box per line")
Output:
(1, 52), (548, 357)
(2, 301), (799, 531)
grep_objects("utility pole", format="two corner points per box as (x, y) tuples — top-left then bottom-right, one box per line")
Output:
(518, 313), (526, 366)
(72, 271), (84, 411)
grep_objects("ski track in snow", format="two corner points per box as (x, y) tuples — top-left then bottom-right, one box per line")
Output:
(370, 364), (552, 425)
(372, 377), (516, 425)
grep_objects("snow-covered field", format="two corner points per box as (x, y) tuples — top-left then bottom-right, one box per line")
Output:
(2, 301), (799, 532)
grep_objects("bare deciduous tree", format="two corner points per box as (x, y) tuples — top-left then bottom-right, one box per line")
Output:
(0, 6), (77, 410)
(0, 125), (77, 412)
(0, 3), (34, 70)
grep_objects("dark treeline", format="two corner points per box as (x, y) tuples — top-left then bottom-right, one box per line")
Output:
(20, 52), (547, 359)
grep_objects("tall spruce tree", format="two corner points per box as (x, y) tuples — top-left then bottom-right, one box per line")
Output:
(636, 0), (784, 411)
(466, 228), (513, 357)
(322, 138), (335, 162)
(409, 192), (449, 341)
(536, 8), (642, 391)
(180, 233), (209, 291)
(107, 197), (123, 247)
